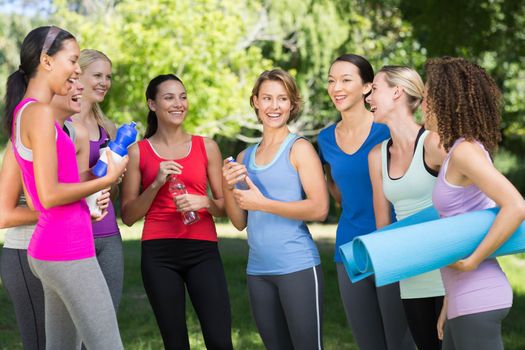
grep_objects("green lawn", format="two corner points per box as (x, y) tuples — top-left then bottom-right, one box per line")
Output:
(0, 223), (524, 349)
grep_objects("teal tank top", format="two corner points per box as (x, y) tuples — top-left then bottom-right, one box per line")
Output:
(382, 129), (445, 299)
(243, 133), (321, 275)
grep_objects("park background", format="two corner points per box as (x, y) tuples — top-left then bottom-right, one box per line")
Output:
(0, 0), (524, 348)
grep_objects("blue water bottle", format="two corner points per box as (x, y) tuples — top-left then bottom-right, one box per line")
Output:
(92, 122), (137, 177)
(86, 122), (137, 217)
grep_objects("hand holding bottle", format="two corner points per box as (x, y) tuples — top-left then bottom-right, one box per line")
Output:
(168, 175), (199, 225)
(223, 156), (249, 190)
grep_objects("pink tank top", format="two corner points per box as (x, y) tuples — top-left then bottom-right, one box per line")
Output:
(11, 98), (95, 261)
(432, 138), (512, 319)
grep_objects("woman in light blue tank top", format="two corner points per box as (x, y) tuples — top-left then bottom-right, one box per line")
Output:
(222, 69), (329, 350)
(367, 66), (447, 350)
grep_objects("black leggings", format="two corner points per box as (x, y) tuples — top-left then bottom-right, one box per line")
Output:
(403, 296), (444, 350)
(141, 239), (233, 350)
(0, 248), (45, 350)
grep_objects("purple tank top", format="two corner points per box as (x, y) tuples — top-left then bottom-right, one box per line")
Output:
(89, 125), (120, 238)
(12, 98), (95, 261)
(432, 138), (512, 319)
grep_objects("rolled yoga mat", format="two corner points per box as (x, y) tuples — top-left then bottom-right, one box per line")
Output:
(340, 207), (525, 287)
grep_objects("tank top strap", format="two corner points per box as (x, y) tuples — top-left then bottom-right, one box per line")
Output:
(192, 135), (208, 167)
(380, 138), (390, 180)
(248, 133), (299, 171)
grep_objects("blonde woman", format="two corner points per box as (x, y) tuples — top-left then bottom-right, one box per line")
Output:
(367, 66), (446, 349)
(72, 49), (123, 311)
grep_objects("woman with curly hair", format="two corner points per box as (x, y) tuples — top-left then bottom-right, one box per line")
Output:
(425, 57), (525, 350)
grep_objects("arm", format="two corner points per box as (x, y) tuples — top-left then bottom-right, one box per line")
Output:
(120, 144), (182, 226)
(323, 164), (342, 204)
(23, 104), (126, 209)
(448, 141), (525, 271)
(424, 131), (447, 171)
(369, 144), (392, 229)
(437, 295), (447, 340)
(222, 151), (248, 230)
(233, 139), (329, 222)
(0, 142), (39, 228)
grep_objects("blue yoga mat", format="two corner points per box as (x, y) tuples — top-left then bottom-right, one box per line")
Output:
(340, 207), (525, 287)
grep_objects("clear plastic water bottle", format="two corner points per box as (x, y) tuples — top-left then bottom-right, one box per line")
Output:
(168, 175), (200, 225)
(226, 156), (249, 190)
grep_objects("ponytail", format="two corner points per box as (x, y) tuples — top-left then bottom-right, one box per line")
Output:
(3, 70), (28, 137)
(2, 25), (75, 138)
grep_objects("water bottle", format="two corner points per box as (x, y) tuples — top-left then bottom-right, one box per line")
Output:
(86, 122), (138, 217)
(168, 175), (200, 225)
(226, 156), (249, 190)
(92, 122), (138, 177)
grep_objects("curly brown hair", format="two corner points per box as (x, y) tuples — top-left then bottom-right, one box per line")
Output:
(424, 57), (502, 153)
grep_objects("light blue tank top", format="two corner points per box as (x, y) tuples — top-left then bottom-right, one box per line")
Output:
(382, 129), (445, 299)
(243, 133), (321, 275)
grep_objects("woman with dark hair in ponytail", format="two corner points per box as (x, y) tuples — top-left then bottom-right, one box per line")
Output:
(121, 74), (233, 350)
(317, 54), (414, 350)
(2, 25), (126, 349)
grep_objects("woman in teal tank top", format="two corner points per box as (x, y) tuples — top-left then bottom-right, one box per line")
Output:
(222, 69), (329, 349)
(367, 66), (447, 350)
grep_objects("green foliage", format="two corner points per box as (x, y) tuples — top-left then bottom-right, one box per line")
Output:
(51, 0), (271, 137)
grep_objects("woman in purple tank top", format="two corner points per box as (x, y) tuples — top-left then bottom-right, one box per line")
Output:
(424, 57), (525, 350)
(72, 49), (124, 312)
(3, 26), (127, 349)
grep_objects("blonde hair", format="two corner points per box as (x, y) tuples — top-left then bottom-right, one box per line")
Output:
(79, 49), (113, 136)
(379, 66), (424, 113)
(250, 69), (302, 123)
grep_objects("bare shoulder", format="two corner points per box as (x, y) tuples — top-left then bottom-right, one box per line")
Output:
(236, 149), (247, 164)
(450, 140), (490, 170)
(291, 137), (315, 154)
(203, 136), (219, 150)
(24, 102), (54, 122)
(72, 121), (88, 140)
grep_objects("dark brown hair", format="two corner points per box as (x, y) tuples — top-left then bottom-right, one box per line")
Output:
(424, 57), (502, 152)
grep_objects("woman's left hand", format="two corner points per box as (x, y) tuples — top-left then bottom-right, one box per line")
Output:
(232, 177), (267, 211)
(174, 194), (210, 212)
(448, 256), (480, 272)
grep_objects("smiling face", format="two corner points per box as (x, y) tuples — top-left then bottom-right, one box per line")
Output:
(327, 61), (371, 112)
(51, 78), (84, 119)
(366, 72), (397, 123)
(46, 38), (81, 96)
(79, 58), (112, 105)
(252, 80), (292, 128)
(148, 79), (188, 126)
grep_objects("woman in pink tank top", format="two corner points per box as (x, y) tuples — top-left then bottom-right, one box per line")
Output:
(424, 57), (525, 350)
(3, 26), (127, 349)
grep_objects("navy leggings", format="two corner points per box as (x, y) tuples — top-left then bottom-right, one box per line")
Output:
(141, 239), (233, 350)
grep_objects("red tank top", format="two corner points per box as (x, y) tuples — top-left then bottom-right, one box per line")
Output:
(138, 136), (217, 242)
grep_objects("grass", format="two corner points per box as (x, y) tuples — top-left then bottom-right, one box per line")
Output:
(1, 223), (525, 349)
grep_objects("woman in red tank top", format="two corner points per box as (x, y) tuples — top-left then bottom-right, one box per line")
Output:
(121, 74), (233, 349)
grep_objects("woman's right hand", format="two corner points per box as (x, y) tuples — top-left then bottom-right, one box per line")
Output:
(152, 161), (183, 189)
(437, 302), (447, 340)
(222, 159), (247, 190)
(104, 150), (129, 185)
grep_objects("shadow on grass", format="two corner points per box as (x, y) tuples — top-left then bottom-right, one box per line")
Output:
(1, 239), (524, 349)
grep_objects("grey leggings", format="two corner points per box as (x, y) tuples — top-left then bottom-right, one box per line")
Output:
(247, 265), (324, 350)
(443, 308), (510, 350)
(94, 234), (124, 310)
(0, 248), (45, 350)
(28, 256), (123, 350)
(336, 263), (415, 350)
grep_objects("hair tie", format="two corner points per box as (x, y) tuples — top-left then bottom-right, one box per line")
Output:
(18, 65), (26, 75)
